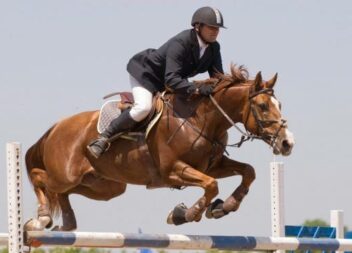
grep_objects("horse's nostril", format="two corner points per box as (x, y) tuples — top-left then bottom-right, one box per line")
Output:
(282, 140), (290, 150)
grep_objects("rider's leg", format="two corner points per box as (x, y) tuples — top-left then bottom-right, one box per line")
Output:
(87, 75), (153, 158)
(128, 75), (154, 122)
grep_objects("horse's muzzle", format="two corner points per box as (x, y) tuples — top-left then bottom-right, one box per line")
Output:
(273, 128), (295, 156)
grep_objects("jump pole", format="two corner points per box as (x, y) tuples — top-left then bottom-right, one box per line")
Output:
(270, 161), (345, 252)
(271, 161), (285, 253)
(24, 231), (352, 251)
(331, 210), (344, 253)
(6, 142), (24, 253)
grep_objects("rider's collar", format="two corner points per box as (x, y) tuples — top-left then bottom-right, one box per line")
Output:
(196, 33), (209, 58)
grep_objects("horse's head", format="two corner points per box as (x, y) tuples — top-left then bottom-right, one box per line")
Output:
(243, 72), (295, 156)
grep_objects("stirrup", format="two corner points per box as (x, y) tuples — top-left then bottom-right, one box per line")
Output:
(87, 138), (111, 158)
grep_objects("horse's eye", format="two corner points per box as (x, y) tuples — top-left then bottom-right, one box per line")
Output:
(259, 103), (268, 111)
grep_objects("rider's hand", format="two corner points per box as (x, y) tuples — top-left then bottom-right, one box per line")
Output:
(198, 84), (213, 96)
(186, 84), (213, 96)
(186, 84), (197, 94)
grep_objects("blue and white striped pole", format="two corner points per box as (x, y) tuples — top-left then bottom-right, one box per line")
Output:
(25, 231), (352, 251)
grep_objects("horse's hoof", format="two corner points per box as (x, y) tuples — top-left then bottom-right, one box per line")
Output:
(166, 212), (174, 224)
(205, 198), (228, 219)
(24, 218), (44, 231)
(42, 216), (53, 229)
(166, 203), (188, 225)
(37, 205), (53, 228)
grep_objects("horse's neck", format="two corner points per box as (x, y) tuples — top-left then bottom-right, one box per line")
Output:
(207, 85), (250, 133)
(166, 85), (249, 138)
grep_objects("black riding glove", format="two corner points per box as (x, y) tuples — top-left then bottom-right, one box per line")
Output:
(186, 84), (213, 96)
(186, 84), (197, 94)
(198, 84), (214, 96)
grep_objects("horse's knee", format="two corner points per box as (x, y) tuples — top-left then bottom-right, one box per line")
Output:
(244, 164), (256, 183)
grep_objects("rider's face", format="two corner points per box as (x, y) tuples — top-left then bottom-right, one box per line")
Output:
(199, 24), (220, 43)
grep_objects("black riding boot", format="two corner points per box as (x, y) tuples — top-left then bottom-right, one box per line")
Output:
(87, 109), (138, 158)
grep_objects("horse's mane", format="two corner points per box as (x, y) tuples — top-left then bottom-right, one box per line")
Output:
(195, 64), (249, 86)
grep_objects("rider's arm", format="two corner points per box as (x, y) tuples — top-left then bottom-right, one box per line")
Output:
(164, 39), (195, 93)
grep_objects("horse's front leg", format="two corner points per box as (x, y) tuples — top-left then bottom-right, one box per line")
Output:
(165, 160), (219, 225)
(205, 155), (256, 219)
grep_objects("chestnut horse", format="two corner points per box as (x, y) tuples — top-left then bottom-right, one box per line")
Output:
(24, 65), (294, 231)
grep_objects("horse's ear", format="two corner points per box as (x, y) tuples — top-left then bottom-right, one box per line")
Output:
(254, 71), (263, 91)
(266, 73), (278, 89)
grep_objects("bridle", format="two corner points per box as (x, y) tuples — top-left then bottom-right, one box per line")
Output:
(210, 85), (287, 149)
(245, 87), (287, 147)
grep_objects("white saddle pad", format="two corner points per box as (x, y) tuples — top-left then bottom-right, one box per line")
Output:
(97, 99), (121, 134)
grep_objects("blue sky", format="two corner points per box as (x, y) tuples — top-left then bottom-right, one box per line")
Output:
(1, 0), (352, 244)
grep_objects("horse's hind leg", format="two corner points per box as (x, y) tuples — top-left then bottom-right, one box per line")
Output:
(24, 168), (54, 231)
(51, 194), (77, 231)
(48, 173), (126, 231)
(205, 156), (256, 219)
(72, 172), (127, 201)
(165, 160), (219, 225)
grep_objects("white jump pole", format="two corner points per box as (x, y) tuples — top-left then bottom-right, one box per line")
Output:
(271, 161), (285, 253)
(331, 209), (344, 253)
(6, 142), (24, 253)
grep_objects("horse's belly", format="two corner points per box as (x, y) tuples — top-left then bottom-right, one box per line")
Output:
(91, 141), (160, 187)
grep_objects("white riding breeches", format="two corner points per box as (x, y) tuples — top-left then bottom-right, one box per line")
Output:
(129, 75), (153, 122)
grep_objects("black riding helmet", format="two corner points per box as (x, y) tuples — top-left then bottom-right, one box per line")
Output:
(191, 6), (226, 28)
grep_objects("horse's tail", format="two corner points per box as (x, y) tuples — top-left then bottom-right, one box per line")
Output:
(25, 124), (61, 217)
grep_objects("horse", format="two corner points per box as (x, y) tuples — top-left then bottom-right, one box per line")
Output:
(24, 65), (295, 231)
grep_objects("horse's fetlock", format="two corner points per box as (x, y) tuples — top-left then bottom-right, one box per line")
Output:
(223, 197), (240, 212)
(197, 196), (207, 209)
(234, 185), (249, 201)
(38, 204), (50, 216)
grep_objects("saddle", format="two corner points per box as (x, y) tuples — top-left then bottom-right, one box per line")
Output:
(97, 92), (163, 141)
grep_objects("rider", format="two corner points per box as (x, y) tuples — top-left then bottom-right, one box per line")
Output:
(88, 6), (226, 158)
